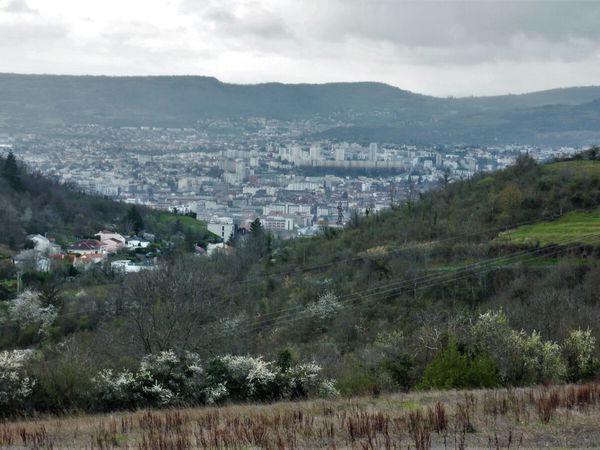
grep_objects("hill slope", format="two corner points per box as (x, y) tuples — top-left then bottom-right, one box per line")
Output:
(2, 74), (600, 144)
(3, 152), (600, 417)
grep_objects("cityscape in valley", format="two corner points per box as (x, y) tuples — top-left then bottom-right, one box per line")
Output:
(4, 1), (600, 448)
(2, 121), (582, 240)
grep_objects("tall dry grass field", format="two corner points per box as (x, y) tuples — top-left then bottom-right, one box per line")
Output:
(2, 383), (600, 449)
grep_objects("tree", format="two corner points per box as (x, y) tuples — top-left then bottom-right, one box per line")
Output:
(121, 257), (216, 353)
(249, 218), (263, 235)
(125, 205), (144, 235)
(3, 152), (22, 190)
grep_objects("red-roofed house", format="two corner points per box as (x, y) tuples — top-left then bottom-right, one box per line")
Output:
(67, 239), (107, 255)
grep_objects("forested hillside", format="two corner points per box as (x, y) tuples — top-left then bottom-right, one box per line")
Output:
(3, 150), (600, 415)
(0, 152), (213, 252)
(0, 152), (131, 250)
(2, 74), (600, 144)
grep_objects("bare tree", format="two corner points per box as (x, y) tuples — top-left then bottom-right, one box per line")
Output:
(121, 256), (217, 353)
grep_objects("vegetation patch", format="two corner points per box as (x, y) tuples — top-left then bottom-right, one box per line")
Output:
(544, 159), (600, 177)
(497, 210), (600, 245)
(155, 213), (207, 233)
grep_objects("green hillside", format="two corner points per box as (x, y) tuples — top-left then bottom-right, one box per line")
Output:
(4, 150), (600, 417)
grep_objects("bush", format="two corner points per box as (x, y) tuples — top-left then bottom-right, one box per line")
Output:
(468, 310), (569, 385)
(2, 290), (57, 338)
(0, 350), (35, 416)
(562, 328), (599, 382)
(336, 365), (383, 396)
(419, 339), (500, 390)
(381, 353), (414, 392)
(27, 348), (96, 413)
(93, 351), (336, 411)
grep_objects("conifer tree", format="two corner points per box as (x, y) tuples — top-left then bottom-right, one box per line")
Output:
(3, 151), (21, 190)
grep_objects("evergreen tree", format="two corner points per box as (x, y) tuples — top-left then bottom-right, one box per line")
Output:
(3, 151), (22, 190)
(249, 218), (263, 235)
(126, 205), (144, 235)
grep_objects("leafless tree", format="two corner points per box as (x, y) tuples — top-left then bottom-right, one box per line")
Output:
(121, 256), (217, 354)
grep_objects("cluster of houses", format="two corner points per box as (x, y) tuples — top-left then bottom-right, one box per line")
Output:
(12, 231), (154, 274)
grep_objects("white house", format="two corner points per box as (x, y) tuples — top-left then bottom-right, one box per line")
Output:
(25, 234), (62, 255)
(206, 242), (235, 256)
(126, 237), (151, 249)
(12, 250), (51, 272)
(111, 260), (156, 273)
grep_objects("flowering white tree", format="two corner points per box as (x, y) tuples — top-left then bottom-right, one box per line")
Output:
(3, 290), (57, 337)
(0, 350), (35, 413)
(304, 291), (342, 319)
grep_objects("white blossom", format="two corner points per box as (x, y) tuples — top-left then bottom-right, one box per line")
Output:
(305, 292), (341, 319)
(4, 290), (57, 336)
(0, 350), (35, 408)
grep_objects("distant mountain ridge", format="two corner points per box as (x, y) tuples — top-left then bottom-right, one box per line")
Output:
(1, 73), (600, 145)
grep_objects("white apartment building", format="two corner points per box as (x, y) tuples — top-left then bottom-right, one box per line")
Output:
(207, 216), (235, 242)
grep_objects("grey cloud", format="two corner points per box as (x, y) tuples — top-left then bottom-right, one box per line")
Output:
(181, 0), (292, 41)
(317, 1), (600, 46)
(0, 0), (37, 14)
(306, 1), (600, 62)
(175, 0), (600, 66)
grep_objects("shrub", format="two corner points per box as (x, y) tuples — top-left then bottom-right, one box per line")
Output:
(419, 339), (500, 390)
(562, 328), (598, 382)
(2, 290), (57, 338)
(468, 310), (570, 385)
(381, 353), (414, 391)
(335, 365), (383, 396)
(205, 355), (278, 402)
(0, 350), (35, 415)
(139, 350), (204, 401)
(27, 347), (96, 413)
(93, 351), (335, 411)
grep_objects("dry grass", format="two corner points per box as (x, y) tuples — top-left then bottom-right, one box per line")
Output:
(3, 383), (600, 449)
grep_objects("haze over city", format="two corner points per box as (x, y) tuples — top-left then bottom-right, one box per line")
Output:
(1, 0), (600, 96)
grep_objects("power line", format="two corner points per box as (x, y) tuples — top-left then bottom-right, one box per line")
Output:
(228, 205), (600, 285)
(1, 220), (598, 344)
(190, 233), (600, 352)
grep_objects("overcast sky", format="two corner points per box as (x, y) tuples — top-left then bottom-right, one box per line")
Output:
(1, 0), (599, 97)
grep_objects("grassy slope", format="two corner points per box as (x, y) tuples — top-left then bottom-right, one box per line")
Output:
(497, 210), (600, 245)
(544, 159), (600, 176)
(494, 160), (600, 245)
(155, 213), (208, 233)
(3, 383), (600, 449)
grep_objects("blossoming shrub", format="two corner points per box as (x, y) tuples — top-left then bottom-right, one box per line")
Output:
(2, 290), (57, 339)
(446, 310), (594, 387)
(0, 350), (35, 416)
(93, 351), (337, 410)
(562, 328), (599, 382)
